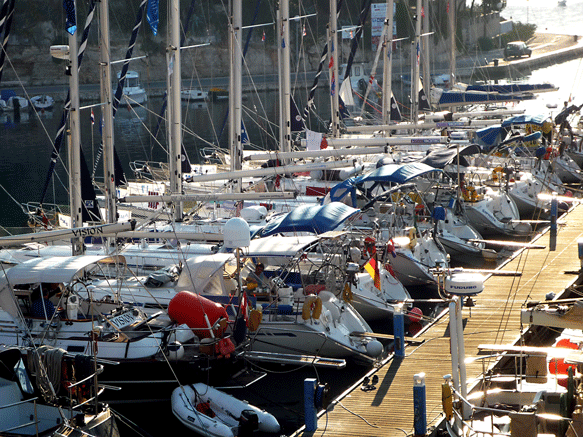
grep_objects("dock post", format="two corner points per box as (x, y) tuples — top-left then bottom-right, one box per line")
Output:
(393, 304), (405, 357)
(578, 239), (583, 270)
(413, 372), (427, 436)
(304, 378), (317, 432)
(550, 192), (557, 251)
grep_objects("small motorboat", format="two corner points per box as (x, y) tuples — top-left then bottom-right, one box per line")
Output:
(181, 88), (209, 101)
(171, 383), (280, 437)
(0, 95), (28, 111)
(30, 94), (55, 110)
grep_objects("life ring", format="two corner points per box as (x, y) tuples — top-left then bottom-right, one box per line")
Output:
(408, 228), (417, 249)
(342, 283), (353, 303)
(247, 308), (262, 331)
(302, 295), (323, 320)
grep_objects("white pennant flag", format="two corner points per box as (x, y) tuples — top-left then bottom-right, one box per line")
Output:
(306, 129), (323, 151)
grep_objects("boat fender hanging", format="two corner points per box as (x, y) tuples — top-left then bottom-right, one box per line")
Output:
(302, 295), (323, 320)
(408, 228), (417, 249)
(248, 308), (262, 331)
(432, 206), (446, 221)
(442, 381), (453, 420)
(314, 383), (330, 410)
(342, 282), (353, 303)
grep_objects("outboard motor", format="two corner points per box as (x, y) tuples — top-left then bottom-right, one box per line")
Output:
(239, 410), (259, 437)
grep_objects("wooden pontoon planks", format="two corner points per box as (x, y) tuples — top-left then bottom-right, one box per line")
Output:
(292, 205), (583, 437)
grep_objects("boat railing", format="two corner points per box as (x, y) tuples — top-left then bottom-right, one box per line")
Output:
(22, 201), (66, 230)
(0, 397), (41, 433)
(64, 363), (108, 411)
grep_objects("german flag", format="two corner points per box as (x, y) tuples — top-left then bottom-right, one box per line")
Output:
(364, 255), (381, 290)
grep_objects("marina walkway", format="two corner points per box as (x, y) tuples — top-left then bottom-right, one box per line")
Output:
(292, 204), (583, 437)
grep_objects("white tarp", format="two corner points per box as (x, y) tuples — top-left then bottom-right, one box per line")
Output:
(247, 235), (318, 257)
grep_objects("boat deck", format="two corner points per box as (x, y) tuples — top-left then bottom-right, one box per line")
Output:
(291, 204), (583, 437)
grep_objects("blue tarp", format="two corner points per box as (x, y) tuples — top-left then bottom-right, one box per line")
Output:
(474, 125), (502, 148)
(328, 162), (442, 207)
(258, 202), (360, 237)
(501, 114), (547, 127)
(355, 162), (440, 185)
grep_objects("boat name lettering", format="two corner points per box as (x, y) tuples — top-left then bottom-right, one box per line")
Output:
(71, 227), (104, 237)
(411, 139), (440, 144)
(109, 312), (136, 328)
(436, 121), (464, 128)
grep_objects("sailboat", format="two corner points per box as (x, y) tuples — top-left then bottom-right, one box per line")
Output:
(0, 346), (121, 437)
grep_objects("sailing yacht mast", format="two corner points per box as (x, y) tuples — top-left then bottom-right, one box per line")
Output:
(229, 0), (243, 193)
(421, 0), (430, 99)
(168, 0), (183, 220)
(278, 0), (292, 158)
(411, 0), (421, 125)
(449, 0), (456, 87)
(328, 0), (340, 138)
(67, 0), (83, 255)
(381, 0), (393, 125)
(99, 0), (117, 232)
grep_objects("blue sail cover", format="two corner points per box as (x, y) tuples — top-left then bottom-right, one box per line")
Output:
(474, 125), (502, 148)
(259, 202), (360, 237)
(328, 162), (441, 206)
(501, 114), (547, 127)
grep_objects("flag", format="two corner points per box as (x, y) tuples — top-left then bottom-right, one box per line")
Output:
(90, 109), (95, 125)
(421, 6), (425, 18)
(241, 121), (249, 144)
(364, 256), (381, 290)
(446, 1), (450, 13)
(147, 0), (159, 36)
(262, 30), (266, 42)
(306, 129), (323, 151)
(63, 0), (77, 35)
(330, 71), (336, 96)
(281, 23), (285, 48)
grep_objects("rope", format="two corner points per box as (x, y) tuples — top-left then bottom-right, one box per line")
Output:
(28, 345), (66, 402)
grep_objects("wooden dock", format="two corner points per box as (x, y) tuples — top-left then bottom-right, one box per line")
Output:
(292, 205), (583, 437)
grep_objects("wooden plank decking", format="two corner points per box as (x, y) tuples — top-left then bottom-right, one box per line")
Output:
(292, 205), (583, 437)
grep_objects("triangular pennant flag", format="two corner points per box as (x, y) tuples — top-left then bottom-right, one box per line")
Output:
(147, 0), (159, 36)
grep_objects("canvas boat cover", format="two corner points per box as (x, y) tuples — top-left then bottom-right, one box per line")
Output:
(501, 114), (547, 127)
(327, 162), (441, 206)
(1, 255), (125, 285)
(258, 202), (360, 237)
(419, 144), (482, 169)
(247, 235), (318, 257)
